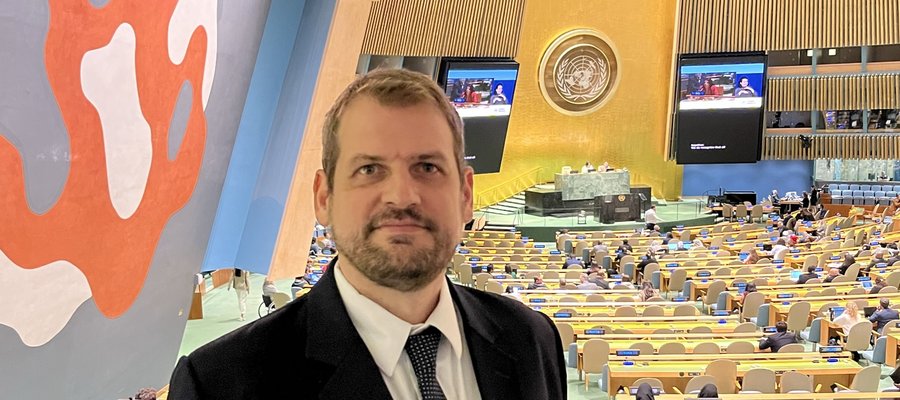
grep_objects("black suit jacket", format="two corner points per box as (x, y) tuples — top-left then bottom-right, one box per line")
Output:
(169, 261), (567, 399)
(869, 308), (900, 333)
(759, 331), (798, 352)
(797, 272), (818, 284)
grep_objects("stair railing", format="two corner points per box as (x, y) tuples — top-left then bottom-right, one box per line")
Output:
(473, 166), (546, 211)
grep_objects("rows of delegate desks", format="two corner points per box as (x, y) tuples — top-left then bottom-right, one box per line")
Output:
(605, 353), (860, 396)
(520, 219), (899, 395)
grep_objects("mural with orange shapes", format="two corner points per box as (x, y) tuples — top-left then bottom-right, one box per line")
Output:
(0, 0), (212, 322)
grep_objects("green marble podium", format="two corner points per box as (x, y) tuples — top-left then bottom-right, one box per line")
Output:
(554, 170), (630, 201)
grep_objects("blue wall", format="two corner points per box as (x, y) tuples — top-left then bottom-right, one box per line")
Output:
(681, 160), (815, 201)
(201, 0), (336, 274)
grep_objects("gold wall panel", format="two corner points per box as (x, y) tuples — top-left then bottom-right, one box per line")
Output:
(360, 0), (525, 57)
(678, 0), (900, 53)
(268, 0), (374, 280)
(473, 0), (682, 200)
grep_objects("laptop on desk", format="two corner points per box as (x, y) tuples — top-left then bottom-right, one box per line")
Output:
(864, 306), (878, 318)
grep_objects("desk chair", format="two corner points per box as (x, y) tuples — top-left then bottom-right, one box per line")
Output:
(780, 371), (814, 393)
(582, 339), (609, 390)
(690, 326), (713, 334)
(834, 365), (881, 393)
(676, 375), (716, 395)
(786, 302), (812, 332)
(741, 292), (766, 321)
(629, 342), (655, 356)
(705, 359), (738, 394)
(555, 322), (575, 351)
(271, 292), (292, 309)
(658, 342), (686, 355)
(733, 322), (758, 333)
(777, 343), (806, 353)
(738, 367), (776, 394)
(630, 378), (665, 394)
(674, 304), (698, 316)
(725, 341), (756, 354)
(693, 342), (721, 354)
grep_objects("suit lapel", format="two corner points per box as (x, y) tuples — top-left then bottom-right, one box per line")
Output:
(449, 281), (516, 398)
(304, 259), (392, 399)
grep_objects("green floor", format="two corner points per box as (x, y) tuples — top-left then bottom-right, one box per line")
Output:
(179, 269), (900, 398)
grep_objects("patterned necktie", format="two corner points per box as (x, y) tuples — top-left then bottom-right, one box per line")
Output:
(404, 326), (446, 400)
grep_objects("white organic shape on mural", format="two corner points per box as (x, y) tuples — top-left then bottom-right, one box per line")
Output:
(81, 23), (153, 220)
(0, 249), (91, 347)
(168, 0), (218, 109)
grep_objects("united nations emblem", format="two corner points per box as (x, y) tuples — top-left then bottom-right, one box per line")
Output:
(539, 29), (620, 115)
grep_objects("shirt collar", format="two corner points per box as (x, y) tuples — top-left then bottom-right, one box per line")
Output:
(333, 263), (464, 377)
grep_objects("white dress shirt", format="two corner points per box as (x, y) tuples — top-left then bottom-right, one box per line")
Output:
(334, 265), (482, 400)
(770, 244), (789, 260)
(644, 208), (660, 224)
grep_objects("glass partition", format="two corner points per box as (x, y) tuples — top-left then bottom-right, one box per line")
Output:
(814, 159), (900, 182)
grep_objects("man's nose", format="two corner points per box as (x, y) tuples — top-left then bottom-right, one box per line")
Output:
(382, 169), (421, 208)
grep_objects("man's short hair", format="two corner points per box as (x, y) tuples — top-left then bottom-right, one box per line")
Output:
(807, 265), (816, 273)
(882, 298), (891, 309)
(321, 68), (465, 189)
(775, 321), (788, 332)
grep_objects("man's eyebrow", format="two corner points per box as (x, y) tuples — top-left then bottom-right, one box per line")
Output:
(348, 154), (384, 164)
(413, 153), (449, 162)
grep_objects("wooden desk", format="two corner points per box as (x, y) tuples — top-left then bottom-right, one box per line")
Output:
(575, 338), (761, 354)
(768, 293), (900, 324)
(520, 289), (640, 299)
(574, 331), (763, 342)
(655, 394), (900, 399)
(606, 357), (859, 399)
(886, 333), (900, 367)
(535, 301), (694, 317)
(567, 320), (742, 335)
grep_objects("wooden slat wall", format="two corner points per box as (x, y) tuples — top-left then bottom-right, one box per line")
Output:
(360, 0), (525, 57)
(679, 0), (900, 53)
(764, 134), (900, 160)
(766, 74), (900, 112)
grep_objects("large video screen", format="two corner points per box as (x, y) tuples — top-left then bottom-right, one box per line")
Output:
(675, 53), (767, 164)
(439, 60), (519, 174)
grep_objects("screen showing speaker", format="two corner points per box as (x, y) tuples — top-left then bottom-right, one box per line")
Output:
(439, 59), (519, 174)
(674, 53), (767, 164)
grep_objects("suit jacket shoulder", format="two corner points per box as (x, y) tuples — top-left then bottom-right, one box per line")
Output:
(169, 267), (393, 400)
(169, 295), (320, 399)
(449, 284), (567, 400)
(169, 269), (567, 400)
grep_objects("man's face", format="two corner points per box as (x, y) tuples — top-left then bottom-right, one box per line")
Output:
(496, 85), (503, 94)
(740, 78), (749, 88)
(314, 96), (474, 292)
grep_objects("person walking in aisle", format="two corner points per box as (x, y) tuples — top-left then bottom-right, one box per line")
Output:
(231, 268), (251, 321)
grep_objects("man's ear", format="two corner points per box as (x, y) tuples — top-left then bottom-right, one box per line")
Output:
(461, 166), (474, 223)
(313, 170), (331, 226)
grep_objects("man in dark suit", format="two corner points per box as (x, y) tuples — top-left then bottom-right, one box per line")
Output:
(168, 69), (567, 399)
(869, 298), (900, 333)
(870, 276), (888, 295)
(796, 265), (819, 284)
(759, 321), (798, 352)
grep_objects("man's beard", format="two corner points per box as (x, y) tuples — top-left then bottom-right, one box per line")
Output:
(331, 207), (455, 292)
